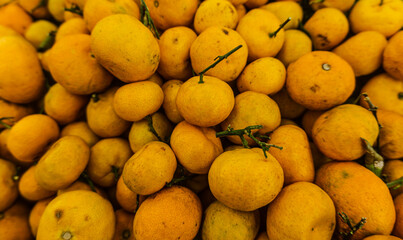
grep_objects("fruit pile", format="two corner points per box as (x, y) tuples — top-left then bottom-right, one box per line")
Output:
(0, 0), (403, 239)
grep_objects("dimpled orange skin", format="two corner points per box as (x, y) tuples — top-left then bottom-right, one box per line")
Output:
(36, 190), (115, 240)
(383, 31), (403, 81)
(316, 162), (396, 240)
(0, 99), (34, 129)
(0, 159), (18, 212)
(170, 121), (223, 174)
(0, 201), (33, 240)
(35, 136), (90, 191)
(394, 193), (403, 238)
(208, 149), (284, 212)
(122, 141), (177, 195)
(236, 9), (284, 61)
(312, 104), (379, 161)
(18, 165), (55, 201)
(0, 35), (44, 104)
(91, 14), (160, 83)
(333, 31), (388, 77)
(268, 125), (315, 185)
(176, 76), (235, 127)
(266, 182), (336, 240)
(0, 3), (32, 34)
(349, 0), (403, 38)
(7, 114), (60, 163)
(221, 91), (281, 145)
(144, 0), (200, 30)
(286, 51), (355, 111)
(133, 186), (202, 240)
(113, 81), (164, 122)
(190, 26), (248, 82)
(363, 235), (403, 240)
(48, 34), (113, 95)
(158, 27), (197, 81)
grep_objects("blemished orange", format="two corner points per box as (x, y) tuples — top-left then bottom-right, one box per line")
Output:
(0, 201), (33, 240)
(91, 14), (160, 83)
(7, 114), (59, 163)
(35, 136), (90, 191)
(157, 27), (197, 81)
(208, 148), (284, 211)
(133, 186), (202, 240)
(170, 121), (223, 174)
(268, 125), (315, 185)
(202, 200), (260, 240)
(0, 35), (45, 104)
(383, 31), (403, 81)
(37, 190), (115, 240)
(312, 104), (379, 161)
(122, 141), (177, 195)
(176, 76), (235, 127)
(316, 162), (396, 239)
(266, 182), (336, 240)
(48, 34), (113, 95)
(190, 26), (248, 82)
(286, 51), (355, 111)
(0, 158), (18, 212)
(113, 81), (164, 122)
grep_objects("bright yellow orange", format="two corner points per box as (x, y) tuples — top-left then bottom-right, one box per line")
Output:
(0, 3), (32, 34)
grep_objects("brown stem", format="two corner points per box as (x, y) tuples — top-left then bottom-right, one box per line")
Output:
(338, 212), (366, 239)
(361, 137), (384, 177)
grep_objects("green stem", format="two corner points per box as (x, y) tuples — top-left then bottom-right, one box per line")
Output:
(297, 19), (311, 38)
(338, 212), (366, 239)
(386, 176), (403, 189)
(145, 115), (164, 142)
(91, 93), (99, 102)
(31, 0), (46, 13)
(111, 166), (119, 182)
(398, 92), (403, 100)
(361, 92), (382, 150)
(0, 117), (13, 129)
(379, 0), (383, 6)
(64, 4), (83, 16)
(198, 44), (243, 84)
(269, 17), (291, 38)
(140, 0), (160, 39)
(216, 125), (282, 158)
(12, 166), (21, 181)
(38, 30), (56, 52)
(361, 137), (384, 177)
(80, 172), (96, 192)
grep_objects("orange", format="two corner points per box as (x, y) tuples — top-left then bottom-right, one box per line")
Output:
(56, 181), (107, 198)
(29, 198), (54, 237)
(87, 138), (132, 187)
(48, 34), (113, 95)
(193, 0), (238, 34)
(271, 87), (306, 119)
(157, 26), (197, 81)
(0, 99), (34, 129)
(304, 7), (349, 50)
(48, 0), (65, 22)
(83, 0), (140, 31)
(35, 136), (90, 191)
(377, 110), (403, 159)
(64, 0), (88, 20)
(0, 158), (18, 212)
(122, 141), (177, 195)
(245, 0), (269, 9)
(363, 236), (403, 240)
(161, 80), (184, 123)
(202, 200), (260, 240)
(236, 8), (285, 61)
(268, 125), (315, 185)
(221, 91), (281, 145)
(266, 182), (336, 240)
(237, 57), (286, 95)
(0, 25), (20, 38)
(310, 0), (355, 12)
(7, 114), (59, 163)
(383, 31), (403, 81)
(394, 193), (403, 238)
(208, 148), (284, 211)
(18, 165), (55, 201)
(360, 73), (403, 115)
(260, 1), (303, 30)
(170, 121), (223, 174)
(133, 186), (202, 240)
(115, 176), (139, 212)
(18, 0), (50, 18)
(0, 129), (18, 162)
(349, 0), (403, 38)
(383, 160), (403, 198)
(24, 20), (58, 49)
(113, 209), (135, 240)
(60, 121), (99, 147)
(312, 104), (379, 161)
(235, 3), (246, 19)
(44, 83), (89, 125)
(190, 26), (248, 82)
(286, 51), (355, 110)
(316, 162), (396, 239)
(176, 76), (235, 127)
(0, 35), (44, 104)
(37, 190), (115, 240)
(276, 29), (312, 67)
(144, 0), (199, 30)
(333, 31), (388, 77)
(55, 18), (89, 41)
(86, 86), (131, 138)
(91, 14), (160, 83)
(113, 81), (164, 122)
(0, 201), (33, 240)
(0, 3), (32, 34)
